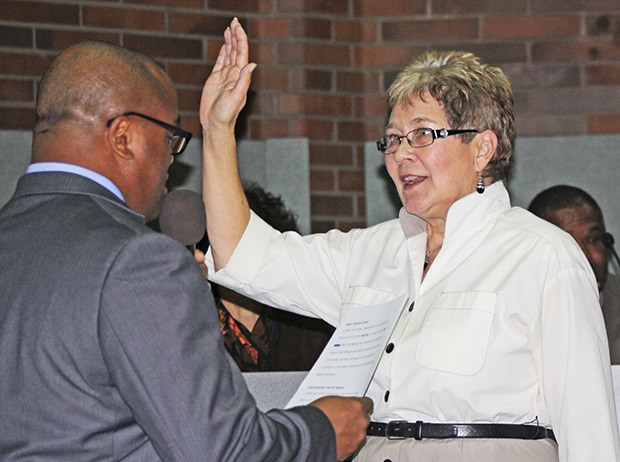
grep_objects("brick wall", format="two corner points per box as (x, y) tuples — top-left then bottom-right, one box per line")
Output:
(1, 0), (619, 231)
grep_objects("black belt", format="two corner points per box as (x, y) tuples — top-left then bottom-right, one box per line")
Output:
(367, 421), (556, 442)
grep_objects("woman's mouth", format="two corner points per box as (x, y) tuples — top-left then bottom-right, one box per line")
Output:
(401, 175), (425, 187)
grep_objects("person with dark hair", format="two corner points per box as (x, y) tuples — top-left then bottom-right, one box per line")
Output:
(198, 182), (334, 372)
(529, 185), (620, 364)
(0, 21), (373, 461)
(199, 19), (619, 461)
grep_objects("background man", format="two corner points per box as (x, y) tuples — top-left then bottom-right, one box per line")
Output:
(529, 185), (620, 364)
(0, 34), (371, 460)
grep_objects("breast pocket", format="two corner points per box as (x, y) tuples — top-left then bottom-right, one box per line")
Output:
(415, 291), (497, 376)
(341, 286), (402, 316)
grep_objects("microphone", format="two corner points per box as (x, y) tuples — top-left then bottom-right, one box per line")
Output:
(159, 189), (206, 251)
(604, 232), (620, 269)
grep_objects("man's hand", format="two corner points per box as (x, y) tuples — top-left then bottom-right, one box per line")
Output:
(309, 396), (373, 461)
(200, 17), (255, 134)
(193, 249), (208, 278)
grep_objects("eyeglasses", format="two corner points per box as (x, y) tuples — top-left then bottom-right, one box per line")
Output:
(376, 128), (478, 155)
(106, 112), (193, 156)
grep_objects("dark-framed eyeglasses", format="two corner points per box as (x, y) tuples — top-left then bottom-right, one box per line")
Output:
(376, 127), (479, 155)
(106, 112), (193, 156)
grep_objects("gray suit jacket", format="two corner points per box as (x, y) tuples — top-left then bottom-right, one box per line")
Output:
(0, 172), (335, 461)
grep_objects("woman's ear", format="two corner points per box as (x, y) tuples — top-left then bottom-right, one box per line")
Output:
(106, 116), (135, 160)
(474, 129), (498, 173)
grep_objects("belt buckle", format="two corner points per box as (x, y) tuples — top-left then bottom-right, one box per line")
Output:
(385, 420), (408, 440)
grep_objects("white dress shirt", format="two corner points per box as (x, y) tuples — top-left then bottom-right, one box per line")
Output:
(207, 181), (620, 461)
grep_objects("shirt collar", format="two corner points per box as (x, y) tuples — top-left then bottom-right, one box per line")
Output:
(398, 181), (510, 240)
(26, 162), (125, 202)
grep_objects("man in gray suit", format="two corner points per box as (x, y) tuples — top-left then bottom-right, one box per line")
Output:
(0, 28), (371, 461)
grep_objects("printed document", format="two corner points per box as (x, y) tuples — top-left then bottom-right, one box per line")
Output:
(287, 294), (407, 407)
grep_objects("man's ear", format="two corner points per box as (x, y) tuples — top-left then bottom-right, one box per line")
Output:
(106, 116), (135, 160)
(474, 130), (498, 173)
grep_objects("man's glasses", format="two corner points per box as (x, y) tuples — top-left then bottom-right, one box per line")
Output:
(377, 127), (478, 155)
(106, 112), (193, 156)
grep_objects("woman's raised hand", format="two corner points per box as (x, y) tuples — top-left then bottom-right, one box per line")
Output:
(200, 18), (256, 134)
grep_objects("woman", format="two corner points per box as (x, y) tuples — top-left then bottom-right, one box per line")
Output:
(200, 19), (619, 461)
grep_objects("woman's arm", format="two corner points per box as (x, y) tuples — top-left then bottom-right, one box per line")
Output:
(200, 18), (255, 271)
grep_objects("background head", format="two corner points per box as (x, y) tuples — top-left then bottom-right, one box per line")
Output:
(387, 50), (515, 183)
(529, 185), (609, 292)
(33, 40), (180, 220)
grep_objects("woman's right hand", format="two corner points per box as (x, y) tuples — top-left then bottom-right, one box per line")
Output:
(199, 17), (256, 135)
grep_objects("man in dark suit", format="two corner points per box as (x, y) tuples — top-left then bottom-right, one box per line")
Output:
(0, 28), (371, 461)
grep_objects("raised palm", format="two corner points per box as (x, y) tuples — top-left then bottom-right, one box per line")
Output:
(200, 18), (255, 133)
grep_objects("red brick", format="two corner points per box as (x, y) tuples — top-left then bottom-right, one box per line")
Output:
(515, 113), (586, 136)
(587, 114), (620, 134)
(290, 17), (332, 40)
(338, 120), (382, 142)
(279, 0), (349, 15)
(354, 0), (425, 17)
(291, 69), (333, 91)
(526, 87), (620, 114)
(532, 40), (620, 62)
(336, 71), (380, 94)
(123, 35), (203, 60)
(338, 170), (365, 192)
(433, 0), (527, 15)
(310, 144), (354, 166)
(253, 67), (288, 91)
(206, 40), (224, 61)
(502, 64), (580, 89)
(280, 94), (352, 116)
(251, 44), (276, 65)
(249, 117), (290, 138)
(336, 219), (363, 232)
(0, 79), (35, 102)
(180, 115), (202, 139)
(356, 195), (366, 218)
(355, 95), (388, 118)
(335, 20), (377, 42)
(290, 118), (333, 139)
(0, 25), (33, 48)
(246, 93), (278, 114)
(586, 14), (620, 37)
(208, 0), (272, 14)
(0, 1), (79, 25)
(311, 219), (336, 233)
(83, 6), (165, 31)
(532, 0), (619, 13)
(0, 52), (53, 77)
(168, 12), (231, 36)
(484, 15), (579, 39)
(168, 62), (212, 86)
(127, 0), (204, 7)
(36, 30), (121, 52)
(310, 169), (336, 191)
(176, 88), (201, 113)
(448, 43), (528, 65)
(383, 19), (479, 42)
(248, 17), (290, 40)
(311, 194), (353, 216)
(586, 64), (620, 85)
(0, 106), (36, 130)
(279, 43), (350, 66)
(355, 45), (424, 68)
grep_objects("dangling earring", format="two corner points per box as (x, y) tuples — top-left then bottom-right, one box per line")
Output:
(476, 171), (485, 194)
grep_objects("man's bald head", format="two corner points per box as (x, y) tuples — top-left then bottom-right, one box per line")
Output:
(35, 40), (175, 135)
